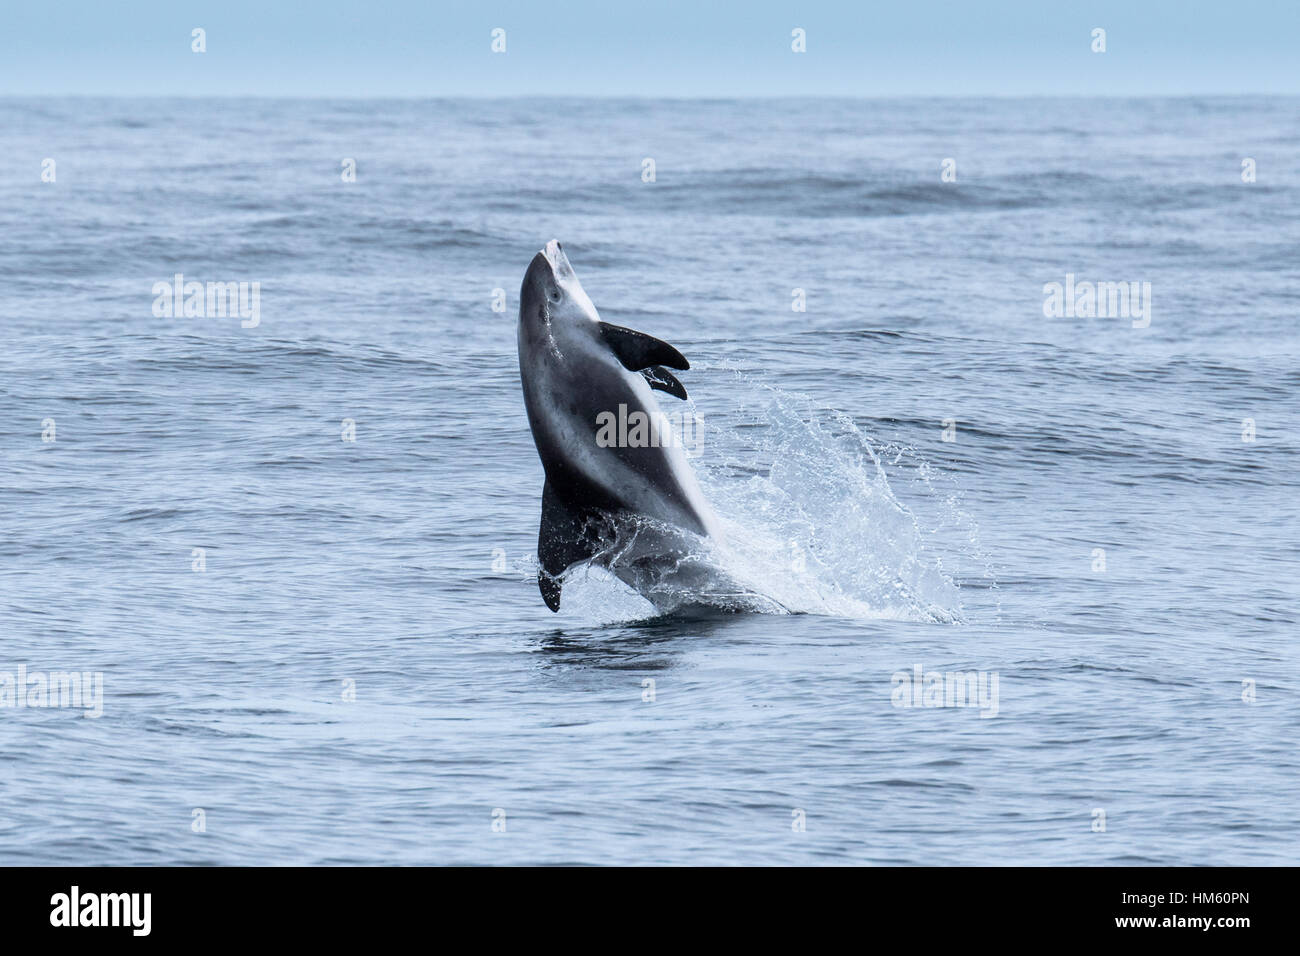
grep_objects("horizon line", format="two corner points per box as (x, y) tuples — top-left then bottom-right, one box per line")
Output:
(3, 92), (1297, 101)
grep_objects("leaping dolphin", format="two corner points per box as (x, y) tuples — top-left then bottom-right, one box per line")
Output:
(517, 240), (722, 612)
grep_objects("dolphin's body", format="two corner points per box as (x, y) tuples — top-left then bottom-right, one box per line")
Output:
(517, 240), (722, 612)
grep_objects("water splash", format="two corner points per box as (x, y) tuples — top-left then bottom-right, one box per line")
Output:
(537, 371), (992, 623)
(691, 372), (986, 621)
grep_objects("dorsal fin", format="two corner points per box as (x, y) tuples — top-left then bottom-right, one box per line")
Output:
(537, 480), (608, 612)
(598, 322), (689, 372)
(641, 366), (688, 401)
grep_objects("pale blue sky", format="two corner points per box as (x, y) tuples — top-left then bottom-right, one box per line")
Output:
(2, 0), (1297, 96)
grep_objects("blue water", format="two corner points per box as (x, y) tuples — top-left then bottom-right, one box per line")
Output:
(1, 97), (1297, 865)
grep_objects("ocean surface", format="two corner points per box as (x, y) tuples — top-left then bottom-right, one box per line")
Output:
(1, 97), (1297, 865)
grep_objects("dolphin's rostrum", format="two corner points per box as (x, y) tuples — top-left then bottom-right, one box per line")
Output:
(517, 240), (721, 612)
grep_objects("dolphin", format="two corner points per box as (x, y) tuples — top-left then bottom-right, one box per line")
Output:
(517, 240), (723, 612)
